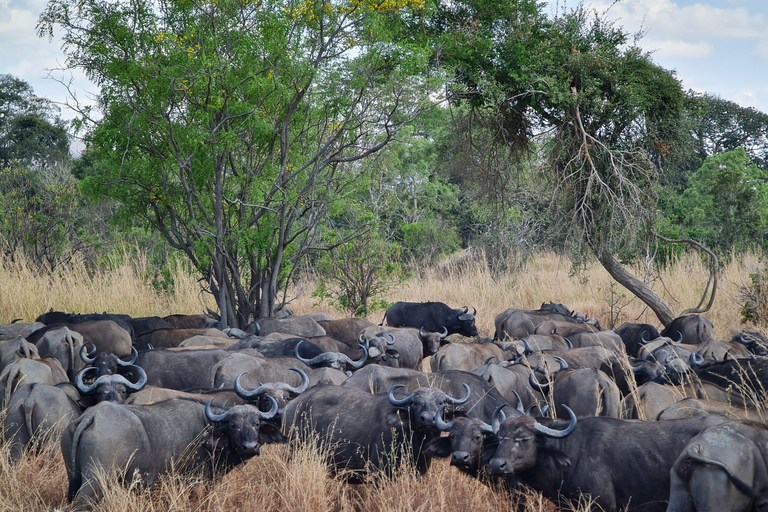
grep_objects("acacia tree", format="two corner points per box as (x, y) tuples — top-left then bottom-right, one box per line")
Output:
(429, 1), (694, 324)
(39, 0), (436, 326)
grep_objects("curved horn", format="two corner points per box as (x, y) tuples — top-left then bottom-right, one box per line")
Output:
(689, 352), (705, 367)
(358, 333), (367, 346)
(673, 330), (683, 343)
(529, 372), (549, 393)
(11, 318), (22, 324)
(445, 383), (471, 405)
(564, 337), (573, 349)
(385, 333), (396, 345)
(512, 389), (524, 413)
(521, 338), (533, 355)
(205, 398), (229, 422)
(533, 405), (577, 438)
(80, 343), (97, 364)
(252, 320), (261, 336)
(259, 395), (279, 420)
(387, 384), (414, 406)
(739, 333), (754, 345)
(491, 404), (508, 434)
(116, 346), (139, 366)
(484, 356), (497, 365)
(282, 368), (310, 395)
(553, 356), (568, 371)
(640, 330), (651, 344)
(471, 307), (477, 316)
(460, 306), (469, 315)
(234, 371), (271, 398)
(525, 402), (541, 415)
(435, 404), (454, 431)
(293, 340), (328, 367)
(74, 366), (100, 394)
(440, 326), (448, 339)
(419, 327), (426, 339)
(124, 364), (147, 390)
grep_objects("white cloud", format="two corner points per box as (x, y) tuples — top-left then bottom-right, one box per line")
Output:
(652, 40), (715, 58)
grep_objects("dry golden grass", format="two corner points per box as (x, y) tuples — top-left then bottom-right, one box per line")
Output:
(0, 250), (764, 512)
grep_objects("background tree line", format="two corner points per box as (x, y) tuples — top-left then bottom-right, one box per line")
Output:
(2, 0), (767, 324)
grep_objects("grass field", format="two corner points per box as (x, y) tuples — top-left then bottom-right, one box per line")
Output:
(0, 250), (762, 511)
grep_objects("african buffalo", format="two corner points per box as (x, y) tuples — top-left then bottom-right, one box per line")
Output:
(667, 421), (768, 512)
(495, 303), (600, 340)
(4, 382), (82, 461)
(615, 322), (662, 358)
(471, 361), (544, 410)
(382, 301), (478, 338)
(430, 341), (506, 372)
(316, 318), (375, 347)
(0, 335), (40, 371)
(488, 409), (729, 511)
(134, 327), (229, 350)
(656, 398), (764, 422)
(74, 364), (148, 405)
(359, 326), (433, 369)
(661, 315), (714, 345)
(135, 348), (232, 390)
(253, 315), (327, 338)
(62, 397), (285, 507)
(283, 383), (471, 481)
(34, 326), (84, 381)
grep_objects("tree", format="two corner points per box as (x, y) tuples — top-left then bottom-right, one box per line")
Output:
(674, 148), (768, 252)
(427, 1), (692, 324)
(39, 0), (437, 326)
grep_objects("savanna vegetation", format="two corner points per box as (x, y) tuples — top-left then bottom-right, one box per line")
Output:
(2, 0), (768, 508)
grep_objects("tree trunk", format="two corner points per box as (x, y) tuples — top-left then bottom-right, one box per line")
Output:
(595, 249), (676, 326)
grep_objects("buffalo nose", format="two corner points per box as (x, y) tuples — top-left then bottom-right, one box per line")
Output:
(420, 412), (433, 424)
(489, 458), (508, 474)
(241, 441), (260, 455)
(451, 451), (470, 467)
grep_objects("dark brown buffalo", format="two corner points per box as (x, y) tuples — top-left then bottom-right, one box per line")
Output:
(316, 318), (375, 347)
(134, 328), (229, 350)
(488, 410), (728, 511)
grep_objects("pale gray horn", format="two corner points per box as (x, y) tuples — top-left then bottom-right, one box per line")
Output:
(445, 383), (471, 405)
(116, 346), (139, 366)
(491, 403), (508, 434)
(234, 371), (270, 398)
(533, 405), (577, 438)
(435, 404), (454, 431)
(282, 368), (310, 395)
(80, 343), (97, 364)
(388, 384), (414, 406)
(439, 326), (448, 339)
(205, 399), (228, 422)
(124, 364), (147, 390)
(259, 395), (279, 419)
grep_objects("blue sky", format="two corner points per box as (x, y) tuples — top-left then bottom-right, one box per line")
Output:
(2, 0), (768, 121)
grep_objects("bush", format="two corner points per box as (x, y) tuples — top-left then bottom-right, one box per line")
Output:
(740, 263), (768, 325)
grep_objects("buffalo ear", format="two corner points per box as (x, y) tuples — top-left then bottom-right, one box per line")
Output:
(480, 440), (499, 465)
(386, 410), (409, 427)
(542, 444), (571, 468)
(421, 437), (451, 458)
(259, 423), (288, 445)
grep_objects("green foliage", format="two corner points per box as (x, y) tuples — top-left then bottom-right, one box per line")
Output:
(0, 165), (82, 270)
(312, 232), (405, 316)
(39, 0), (436, 325)
(670, 148), (768, 252)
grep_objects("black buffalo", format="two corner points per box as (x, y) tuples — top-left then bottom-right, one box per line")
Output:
(62, 397), (285, 507)
(660, 314), (714, 345)
(488, 409), (729, 511)
(283, 383), (471, 481)
(381, 302), (478, 338)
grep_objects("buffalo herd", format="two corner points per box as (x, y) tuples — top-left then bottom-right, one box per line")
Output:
(1, 301), (768, 511)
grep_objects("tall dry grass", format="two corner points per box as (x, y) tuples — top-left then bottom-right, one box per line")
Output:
(0, 249), (764, 512)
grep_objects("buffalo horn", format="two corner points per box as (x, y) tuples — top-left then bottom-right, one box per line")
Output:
(388, 384), (415, 406)
(124, 364), (148, 390)
(80, 343), (97, 364)
(554, 356), (568, 371)
(739, 333), (754, 345)
(533, 404), (577, 438)
(116, 346), (139, 366)
(640, 330), (651, 344)
(11, 318), (22, 324)
(234, 371), (270, 398)
(440, 326), (448, 339)
(484, 356), (497, 365)
(435, 404), (454, 431)
(512, 389), (524, 413)
(689, 351), (705, 367)
(564, 337), (573, 349)
(491, 404), (508, 434)
(293, 340), (329, 367)
(282, 368), (310, 395)
(74, 366), (99, 393)
(445, 383), (471, 405)
(520, 338), (533, 355)
(419, 327), (427, 339)
(205, 398), (229, 422)
(529, 372), (549, 393)
(252, 320), (261, 336)
(358, 333), (367, 345)
(258, 395), (279, 419)
(673, 330), (683, 343)
(460, 306), (469, 315)
(385, 333), (396, 345)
